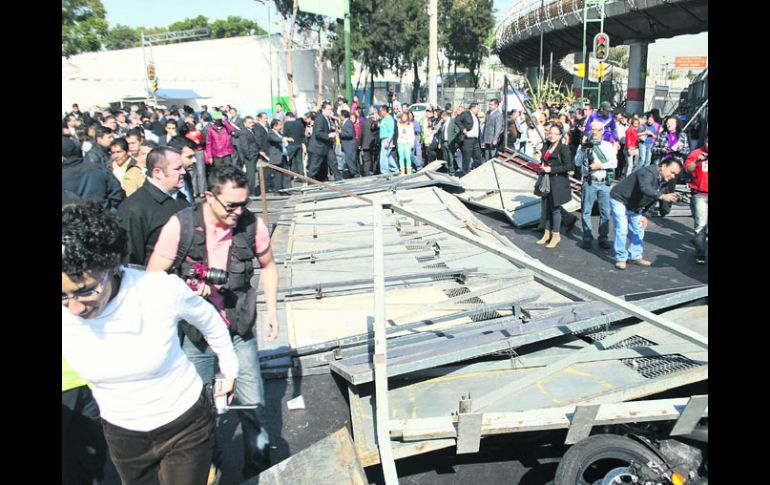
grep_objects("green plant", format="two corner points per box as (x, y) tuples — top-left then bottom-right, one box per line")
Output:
(523, 75), (576, 111)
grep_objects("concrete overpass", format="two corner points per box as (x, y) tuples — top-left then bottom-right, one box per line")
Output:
(494, 0), (708, 113)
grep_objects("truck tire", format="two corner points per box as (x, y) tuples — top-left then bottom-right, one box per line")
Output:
(554, 434), (665, 485)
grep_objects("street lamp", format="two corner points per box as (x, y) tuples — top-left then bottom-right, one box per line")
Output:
(255, 0), (274, 114)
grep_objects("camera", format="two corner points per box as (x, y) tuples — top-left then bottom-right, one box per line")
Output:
(186, 262), (228, 291)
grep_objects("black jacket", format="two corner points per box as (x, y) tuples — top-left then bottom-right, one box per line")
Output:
(254, 124), (270, 159)
(232, 127), (260, 161)
(610, 164), (663, 213)
(283, 119), (306, 149)
(116, 179), (190, 265)
(307, 114), (336, 155)
(339, 119), (357, 154)
(454, 110), (480, 137)
(541, 141), (574, 207)
(83, 144), (111, 169)
(267, 130), (285, 166)
(62, 155), (125, 211)
(360, 117), (377, 150)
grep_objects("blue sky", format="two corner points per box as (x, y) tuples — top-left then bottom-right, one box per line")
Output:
(102, 0), (707, 72)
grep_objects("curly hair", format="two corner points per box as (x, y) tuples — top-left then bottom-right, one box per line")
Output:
(62, 200), (127, 281)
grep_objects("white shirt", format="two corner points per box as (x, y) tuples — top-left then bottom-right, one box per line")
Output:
(468, 113), (480, 138)
(574, 140), (618, 180)
(62, 268), (238, 431)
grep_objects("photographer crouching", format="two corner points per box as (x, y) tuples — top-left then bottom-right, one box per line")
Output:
(574, 120), (618, 250)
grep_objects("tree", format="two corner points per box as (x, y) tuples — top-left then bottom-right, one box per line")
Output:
(104, 24), (139, 50)
(168, 15), (210, 33)
(62, 0), (108, 57)
(210, 16), (266, 38)
(607, 46), (629, 69)
(439, 0), (494, 89)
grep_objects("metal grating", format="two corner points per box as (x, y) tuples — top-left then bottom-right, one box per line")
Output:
(405, 241), (427, 251)
(425, 262), (450, 270)
(621, 355), (703, 379)
(415, 255), (438, 263)
(441, 287), (503, 322)
(605, 335), (656, 350)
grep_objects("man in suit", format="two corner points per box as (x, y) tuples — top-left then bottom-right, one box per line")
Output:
(157, 119), (178, 147)
(454, 102), (483, 175)
(338, 110), (360, 178)
(116, 147), (191, 265)
(282, 112), (306, 179)
(482, 98), (505, 162)
(438, 111), (459, 175)
(306, 102), (340, 181)
(232, 116), (261, 195)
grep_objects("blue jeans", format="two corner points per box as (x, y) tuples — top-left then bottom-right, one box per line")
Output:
(581, 181), (612, 242)
(397, 143), (412, 171)
(610, 198), (645, 262)
(182, 330), (270, 470)
(636, 143), (652, 171)
(691, 193), (708, 257)
(379, 140), (398, 174)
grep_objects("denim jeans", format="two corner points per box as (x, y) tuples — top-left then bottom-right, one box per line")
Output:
(636, 143), (652, 171)
(182, 331), (270, 470)
(379, 140), (398, 174)
(581, 181), (612, 242)
(397, 143), (412, 171)
(691, 193), (708, 257)
(610, 198), (645, 262)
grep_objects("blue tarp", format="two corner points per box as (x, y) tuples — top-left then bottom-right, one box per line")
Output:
(147, 88), (208, 100)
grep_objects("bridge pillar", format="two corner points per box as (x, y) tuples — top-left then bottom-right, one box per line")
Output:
(526, 66), (539, 90)
(572, 51), (584, 100)
(627, 41), (649, 115)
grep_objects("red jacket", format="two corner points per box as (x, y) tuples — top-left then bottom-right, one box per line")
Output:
(625, 127), (639, 150)
(685, 147), (708, 194)
(204, 118), (236, 163)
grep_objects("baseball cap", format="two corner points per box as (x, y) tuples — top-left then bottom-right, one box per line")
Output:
(211, 110), (224, 121)
(600, 101), (612, 111)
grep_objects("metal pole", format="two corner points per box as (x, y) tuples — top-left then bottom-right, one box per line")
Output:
(549, 51), (553, 85)
(268, 1), (275, 112)
(428, 0), (438, 106)
(539, 0), (544, 82)
(344, 7), (352, 104)
(260, 161), (372, 204)
(258, 161), (270, 228)
(141, 32), (150, 104)
(503, 76), (508, 150)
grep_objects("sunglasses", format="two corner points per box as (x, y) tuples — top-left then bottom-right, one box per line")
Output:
(211, 192), (249, 212)
(62, 271), (110, 304)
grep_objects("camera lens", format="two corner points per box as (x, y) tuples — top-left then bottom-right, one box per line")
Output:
(205, 268), (229, 285)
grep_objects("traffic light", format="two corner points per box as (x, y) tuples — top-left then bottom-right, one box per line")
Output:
(574, 63), (586, 78)
(597, 62), (605, 79)
(150, 79), (158, 93)
(593, 33), (610, 61)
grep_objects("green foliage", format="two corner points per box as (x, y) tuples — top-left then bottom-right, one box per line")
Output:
(103, 24), (138, 50)
(607, 46), (629, 69)
(523, 76), (575, 112)
(168, 15), (210, 32)
(62, 0), (108, 57)
(210, 16), (267, 38)
(439, 0), (494, 89)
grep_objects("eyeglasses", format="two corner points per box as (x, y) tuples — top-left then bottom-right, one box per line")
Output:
(211, 192), (249, 212)
(62, 271), (110, 304)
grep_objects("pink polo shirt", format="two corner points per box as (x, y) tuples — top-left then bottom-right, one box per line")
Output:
(153, 210), (270, 325)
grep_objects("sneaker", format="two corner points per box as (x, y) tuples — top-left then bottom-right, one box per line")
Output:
(628, 258), (652, 267)
(599, 240), (612, 250)
(695, 256), (706, 265)
(579, 240), (592, 249)
(615, 261), (627, 270)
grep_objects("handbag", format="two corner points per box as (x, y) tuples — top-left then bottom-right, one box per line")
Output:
(534, 172), (550, 197)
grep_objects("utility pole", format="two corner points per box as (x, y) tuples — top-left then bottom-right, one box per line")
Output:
(255, 0), (275, 112)
(428, 0), (438, 106)
(539, 0), (544, 83)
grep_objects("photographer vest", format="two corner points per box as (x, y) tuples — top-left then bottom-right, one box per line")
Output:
(172, 203), (259, 343)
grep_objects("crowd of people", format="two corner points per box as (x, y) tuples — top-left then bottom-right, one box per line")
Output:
(61, 93), (707, 484)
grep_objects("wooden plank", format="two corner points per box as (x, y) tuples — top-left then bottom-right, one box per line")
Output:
(456, 413), (484, 454)
(402, 416), (456, 441)
(241, 427), (367, 485)
(391, 397), (709, 442)
(564, 404), (601, 444)
(371, 198), (399, 485)
(670, 395), (709, 436)
(387, 205), (708, 349)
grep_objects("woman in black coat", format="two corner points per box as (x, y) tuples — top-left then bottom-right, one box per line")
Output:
(536, 124), (575, 248)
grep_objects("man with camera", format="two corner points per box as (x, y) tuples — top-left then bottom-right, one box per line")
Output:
(147, 165), (279, 480)
(575, 120), (618, 249)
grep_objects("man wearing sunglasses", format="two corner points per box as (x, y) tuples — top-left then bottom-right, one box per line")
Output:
(147, 165), (278, 481)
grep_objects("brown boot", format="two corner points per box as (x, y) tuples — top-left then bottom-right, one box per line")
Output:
(546, 232), (561, 248)
(536, 230), (551, 245)
(400, 168), (406, 175)
(546, 232), (561, 249)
